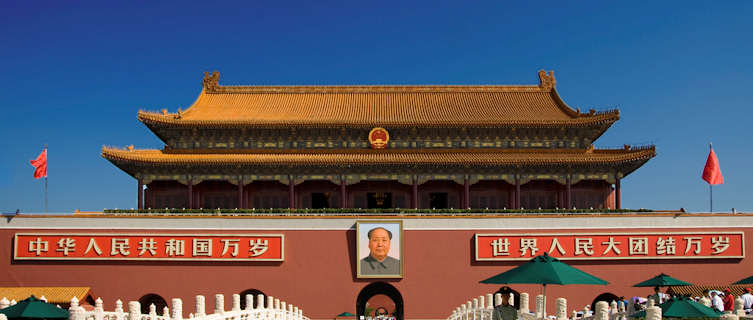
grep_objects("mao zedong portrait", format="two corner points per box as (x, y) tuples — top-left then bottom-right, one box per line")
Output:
(360, 227), (400, 276)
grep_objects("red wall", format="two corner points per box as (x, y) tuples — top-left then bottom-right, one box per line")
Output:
(2, 226), (752, 319)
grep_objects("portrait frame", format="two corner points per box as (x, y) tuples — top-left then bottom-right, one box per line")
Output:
(356, 220), (403, 278)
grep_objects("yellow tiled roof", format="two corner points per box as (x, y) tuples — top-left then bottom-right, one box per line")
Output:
(102, 146), (655, 167)
(137, 71), (619, 128)
(0, 287), (91, 304)
(672, 285), (749, 298)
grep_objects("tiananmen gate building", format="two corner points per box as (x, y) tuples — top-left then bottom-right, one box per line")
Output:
(4, 71), (752, 320)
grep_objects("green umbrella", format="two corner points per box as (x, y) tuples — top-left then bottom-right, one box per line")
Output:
(336, 312), (356, 317)
(632, 296), (721, 318)
(480, 253), (608, 315)
(732, 275), (753, 284)
(633, 273), (693, 287)
(480, 253), (609, 285)
(0, 296), (69, 320)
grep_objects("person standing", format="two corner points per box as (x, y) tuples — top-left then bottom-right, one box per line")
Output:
(741, 288), (753, 313)
(711, 291), (724, 312)
(649, 286), (664, 305)
(723, 288), (735, 312)
(493, 293), (518, 320)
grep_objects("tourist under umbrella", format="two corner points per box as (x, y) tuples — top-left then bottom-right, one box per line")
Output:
(632, 296), (722, 318)
(0, 295), (69, 320)
(479, 252), (608, 316)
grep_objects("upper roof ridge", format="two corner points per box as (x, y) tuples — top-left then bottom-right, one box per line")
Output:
(200, 70), (555, 94)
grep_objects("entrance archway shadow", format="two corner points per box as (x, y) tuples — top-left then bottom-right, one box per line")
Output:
(591, 292), (619, 312)
(356, 282), (404, 320)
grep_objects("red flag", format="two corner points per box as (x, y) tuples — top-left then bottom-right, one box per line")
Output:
(30, 149), (47, 179)
(702, 147), (723, 185)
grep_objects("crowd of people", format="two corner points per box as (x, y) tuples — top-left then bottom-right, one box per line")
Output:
(624, 286), (753, 314)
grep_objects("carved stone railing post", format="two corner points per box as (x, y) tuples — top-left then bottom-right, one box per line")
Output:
(162, 306), (169, 319)
(721, 313), (739, 320)
(583, 305), (590, 317)
(508, 293), (514, 307)
(461, 304), (468, 320)
(280, 301), (287, 320)
(94, 298), (104, 320)
(519, 293), (529, 314)
(171, 298), (182, 320)
(535, 294), (544, 318)
(494, 294), (501, 307)
(735, 297), (745, 317)
(232, 294), (241, 312)
(129, 301), (141, 320)
(555, 298), (567, 320)
(486, 294), (493, 309)
(610, 301), (617, 315)
(257, 294), (265, 309)
(572, 310), (578, 320)
(69, 297), (82, 320)
(275, 298), (280, 311)
(267, 296), (274, 312)
(244, 295), (253, 311)
(214, 294), (224, 314)
(472, 298), (479, 320)
(595, 301), (608, 320)
(195, 295), (206, 317)
(645, 306), (661, 320)
(149, 303), (157, 318)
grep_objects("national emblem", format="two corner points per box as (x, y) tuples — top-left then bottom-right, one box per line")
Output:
(368, 127), (389, 149)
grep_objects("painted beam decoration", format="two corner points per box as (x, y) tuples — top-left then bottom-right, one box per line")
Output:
(475, 232), (744, 261)
(14, 233), (284, 261)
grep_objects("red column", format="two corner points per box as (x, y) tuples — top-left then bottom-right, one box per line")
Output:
(340, 180), (347, 208)
(615, 178), (621, 209)
(515, 176), (521, 209)
(187, 177), (193, 209)
(288, 178), (295, 209)
(566, 176), (572, 209)
(463, 177), (470, 209)
(238, 178), (244, 209)
(137, 178), (143, 210)
(412, 178), (419, 209)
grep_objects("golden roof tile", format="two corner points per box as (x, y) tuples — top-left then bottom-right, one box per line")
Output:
(0, 287), (91, 304)
(137, 71), (619, 128)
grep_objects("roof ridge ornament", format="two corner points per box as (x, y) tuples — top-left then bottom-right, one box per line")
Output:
(538, 70), (556, 90)
(202, 71), (220, 92)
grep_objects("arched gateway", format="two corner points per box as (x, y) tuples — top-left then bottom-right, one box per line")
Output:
(356, 282), (404, 320)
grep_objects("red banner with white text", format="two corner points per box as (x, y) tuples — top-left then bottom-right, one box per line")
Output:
(475, 232), (744, 261)
(14, 233), (284, 261)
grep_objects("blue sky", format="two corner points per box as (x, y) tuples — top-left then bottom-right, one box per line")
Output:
(1, 1), (751, 213)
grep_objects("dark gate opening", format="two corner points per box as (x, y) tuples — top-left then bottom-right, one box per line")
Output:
(356, 282), (404, 320)
(429, 193), (448, 209)
(312, 193), (330, 209)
